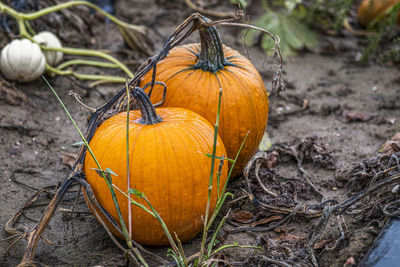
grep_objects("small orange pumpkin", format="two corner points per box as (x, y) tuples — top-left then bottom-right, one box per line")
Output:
(83, 87), (228, 246)
(358, 0), (400, 26)
(140, 23), (269, 177)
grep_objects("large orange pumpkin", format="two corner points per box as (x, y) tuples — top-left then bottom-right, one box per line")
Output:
(83, 87), (228, 246)
(358, 0), (400, 26)
(140, 25), (269, 177)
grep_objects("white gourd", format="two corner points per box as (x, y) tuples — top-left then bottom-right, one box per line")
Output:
(0, 39), (46, 83)
(33, 31), (63, 66)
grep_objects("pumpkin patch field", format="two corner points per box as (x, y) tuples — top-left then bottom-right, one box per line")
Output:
(0, 1), (399, 266)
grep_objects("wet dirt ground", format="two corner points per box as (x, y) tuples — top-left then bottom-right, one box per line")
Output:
(0, 0), (399, 266)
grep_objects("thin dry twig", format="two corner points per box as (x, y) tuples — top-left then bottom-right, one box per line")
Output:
(68, 91), (96, 112)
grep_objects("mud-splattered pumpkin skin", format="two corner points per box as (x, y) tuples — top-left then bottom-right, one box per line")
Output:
(83, 88), (228, 246)
(140, 26), (269, 177)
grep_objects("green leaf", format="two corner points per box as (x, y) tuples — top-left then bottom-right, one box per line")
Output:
(60, 141), (84, 150)
(93, 168), (118, 184)
(230, 0), (247, 9)
(243, 13), (275, 47)
(261, 36), (276, 54)
(204, 153), (235, 163)
(127, 188), (145, 198)
(279, 15), (304, 50)
(244, 7), (318, 57)
(105, 167), (118, 176)
(285, 16), (318, 49)
(284, 0), (302, 12)
(259, 13), (280, 54)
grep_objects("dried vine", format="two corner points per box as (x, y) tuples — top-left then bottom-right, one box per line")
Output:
(2, 13), (284, 266)
(237, 145), (400, 266)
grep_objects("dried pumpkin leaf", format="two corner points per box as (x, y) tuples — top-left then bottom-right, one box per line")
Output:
(118, 25), (153, 56)
(230, 209), (254, 223)
(314, 238), (334, 249)
(380, 132), (400, 154)
(250, 215), (283, 227)
(341, 109), (372, 122)
(276, 233), (304, 243)
(59, 152), (77, 168)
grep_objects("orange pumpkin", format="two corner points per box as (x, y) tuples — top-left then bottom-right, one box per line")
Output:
(83, 87), (228, 246)
(140, 25), (269, 177)
(358, 0), (400, 26)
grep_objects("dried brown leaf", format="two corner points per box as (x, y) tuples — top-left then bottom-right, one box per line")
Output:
(118, 25), (153, 56)
(276, 233), (304, 243)
(341, 109), (372, 122)
(230, 209), (254, 224)
(60, 152), (77, 168)
(265, 151), (279, 168)
(273, 228), (288, 233)
(381, 132), (400, 155)
(250, 215), (283, 227)
(313, 238), (334, 250)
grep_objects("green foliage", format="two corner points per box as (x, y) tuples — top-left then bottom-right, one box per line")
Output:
(230, 0), (248, 9)
(379, 37), (400, 64)
(167, 248), (186, 267)
(60, 141), (84, 150)
(284, 0), (303, 12)
(126, 188), (145, 198)
(204, 153), (235, 163)
(244, 0), (318, 56)
(359, 3), (400, 64)
(306, 0), (355, 31)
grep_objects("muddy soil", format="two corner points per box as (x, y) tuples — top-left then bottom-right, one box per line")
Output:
(0, 0), (399, 266)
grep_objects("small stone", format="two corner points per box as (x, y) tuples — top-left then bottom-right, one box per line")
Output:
(392, 185), (399, 194)
(344, 256), (356, 266)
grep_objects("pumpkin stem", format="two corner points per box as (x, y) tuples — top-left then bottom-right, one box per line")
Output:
(132, 87), (162, 125)
(193, 18), (230, 73)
